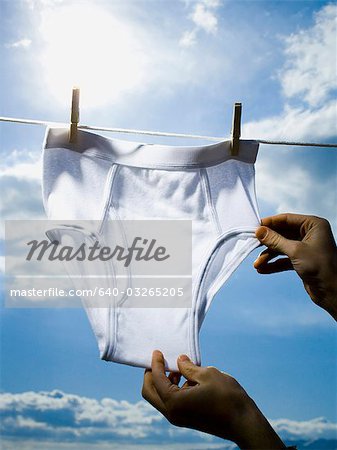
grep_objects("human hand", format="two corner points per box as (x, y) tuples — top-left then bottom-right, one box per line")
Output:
(254, 213), (337, 320)
(142, 350), (286, 449)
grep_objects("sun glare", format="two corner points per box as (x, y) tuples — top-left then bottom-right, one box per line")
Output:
(39, 4), (148, 109)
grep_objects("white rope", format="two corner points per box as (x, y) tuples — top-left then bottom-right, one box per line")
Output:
(0, 116), (67, 127)
(1, 115), (337, 148)
(257, 139), (337, 148)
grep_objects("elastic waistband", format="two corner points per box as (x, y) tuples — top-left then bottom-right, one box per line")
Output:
(43, 127), (259, 169)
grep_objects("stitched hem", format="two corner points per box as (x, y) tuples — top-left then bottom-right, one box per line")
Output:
(207, 235), (260, 305)
(44, 127), (259, 169)
(98, 164), (119, 234)
(191, 229), (260, 362)
(98, 164), (119, 360)
(200, 168), (222, 235)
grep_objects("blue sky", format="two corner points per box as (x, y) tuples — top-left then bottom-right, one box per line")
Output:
(0, 0), (336, 449)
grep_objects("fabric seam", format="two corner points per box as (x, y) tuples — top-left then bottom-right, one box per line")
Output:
(191, 228), (259, 363)
(199, 168), (222, 236)
(207, 237), (260, 303)
(88, 150), (252, 169)
(98, 164), (119, 234)
(98, 164), (119, 360)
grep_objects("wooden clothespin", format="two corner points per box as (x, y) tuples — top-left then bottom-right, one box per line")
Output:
(230, 102), (242, 156)
(69, 87), (80, 144)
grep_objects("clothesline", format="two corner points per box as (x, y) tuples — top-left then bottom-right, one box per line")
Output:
(1, 115), (337, 148)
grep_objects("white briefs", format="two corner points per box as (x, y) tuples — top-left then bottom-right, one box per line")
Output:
(42, 127), (261, 371)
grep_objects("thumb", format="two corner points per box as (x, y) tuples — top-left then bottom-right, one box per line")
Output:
(255, 226), (297, 257)
(177, 355), (204, 382)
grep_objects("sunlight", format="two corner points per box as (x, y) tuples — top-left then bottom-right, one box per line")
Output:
(39, 4), (148, 109)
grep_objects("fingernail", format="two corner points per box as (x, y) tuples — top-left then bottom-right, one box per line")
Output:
(153, 349), (163, 357)
(256, 226), (268, 240)
(178, 354), (190, 362)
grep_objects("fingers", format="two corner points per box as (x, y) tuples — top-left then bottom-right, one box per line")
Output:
(254, 248), (294, 273)
(259, 213), (333, 239)
(177, 354), (204, 383)
(168, 372), (181, 386)
(254, 249), (280, 268)
(143, 352), (204, 414)
(180, 379), (198, 388)
(255, 257), (294, 274)
(142, 368), (167, 416)
(255, 226), (299, 258)
(260, 213), (310, 231)
(151, 350), (179, 401)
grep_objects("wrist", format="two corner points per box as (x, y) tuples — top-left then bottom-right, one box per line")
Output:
(232, 398), (286, 450)
(321, 294), (337, 321)
(315, 278), (337, 321)
(322, 257), (337, 320)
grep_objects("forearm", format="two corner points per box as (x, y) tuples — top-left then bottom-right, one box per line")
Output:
(307, 266), (337, 321)
(322, 269), (337, 321)
(228, 399), (286, 450)
(321, 293), (337, 321)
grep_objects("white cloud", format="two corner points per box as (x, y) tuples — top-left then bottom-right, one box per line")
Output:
(0, 390), (208, 444)
(254, 144), (337, 231)
(244, 101), (337, 142)
(279, 3), (337, 107)
(244, 115), (337, 233)
(0, 443), (234, 450)
(5, 38), (32, 49)
(244, 3), (337, 141)
(0, 149), (44, 226)
(241, 3), (337, 232)
(179, 0), (221, 47)
(0, 390), (160, 439)
(179, 30), (197, 48)
(0, 149), (41, 177)
(0, 176), (43, 224)
(192, 3), (218, 34)
(271, 417), (337, 441)
(0, 151), (41, 182)
(0, 390), (336, 447)
(202, 0), (221, 7)
(25, 0), (64, 9)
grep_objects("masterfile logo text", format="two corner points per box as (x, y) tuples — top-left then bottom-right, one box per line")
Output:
(4, 219), (192, 308)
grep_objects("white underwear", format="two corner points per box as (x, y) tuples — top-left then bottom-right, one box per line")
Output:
(42, 127), (261, 371)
